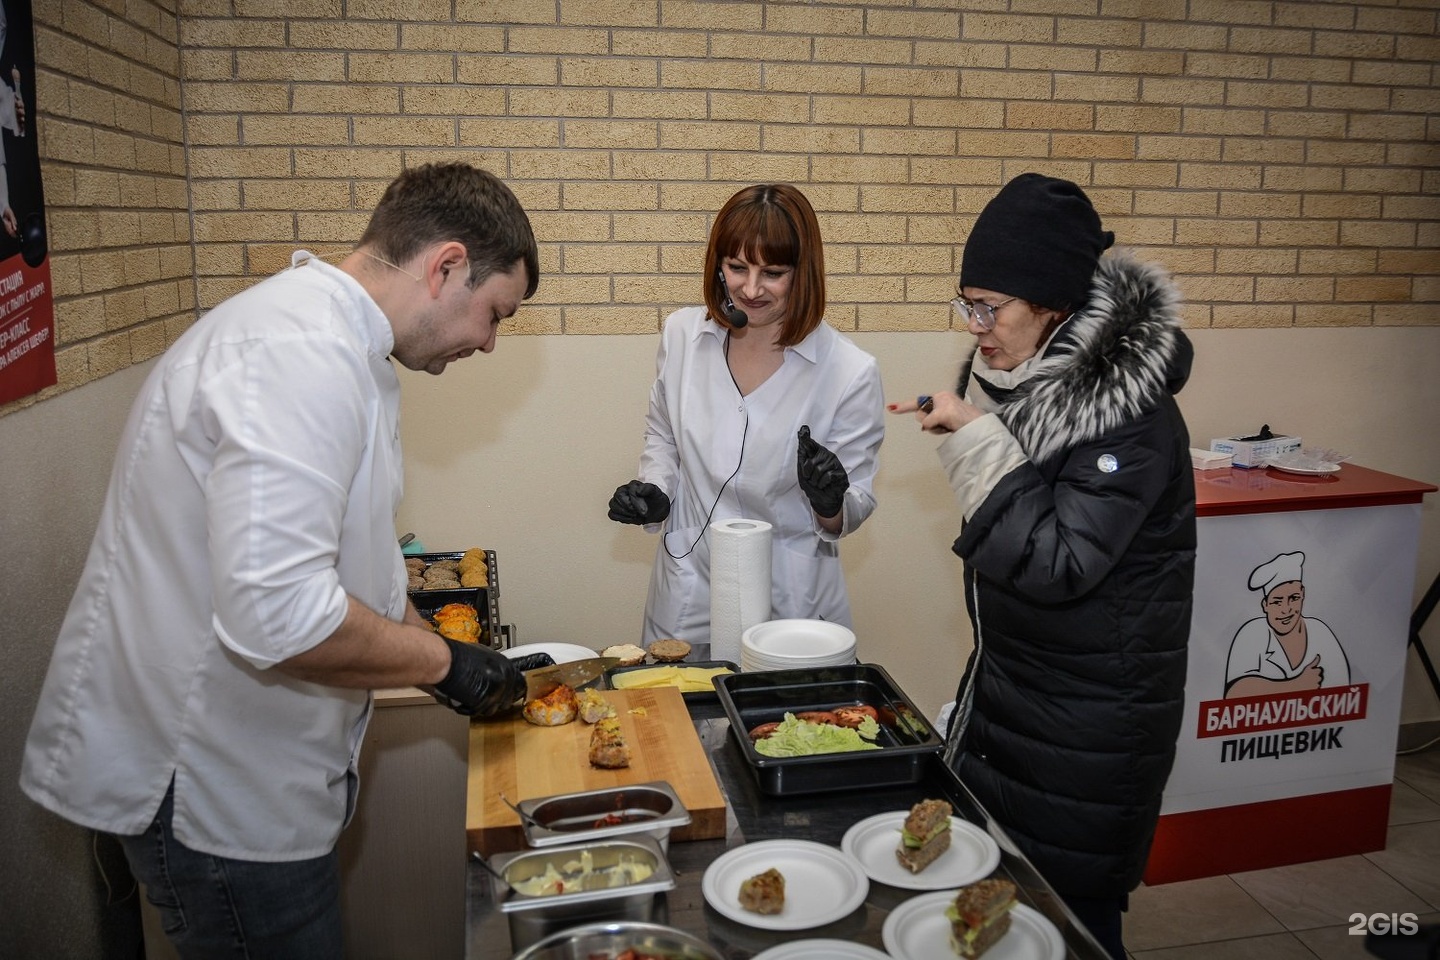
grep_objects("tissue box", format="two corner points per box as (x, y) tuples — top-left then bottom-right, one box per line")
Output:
(1190, 448), (1233, 471)
(1209, 434), (1302, 468)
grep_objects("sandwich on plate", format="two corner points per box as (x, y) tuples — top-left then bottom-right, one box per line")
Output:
(896, 798), (953, 873)
(947, 877), (1017, 958)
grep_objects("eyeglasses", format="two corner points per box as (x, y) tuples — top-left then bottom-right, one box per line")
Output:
(950, 293), (1018, 332)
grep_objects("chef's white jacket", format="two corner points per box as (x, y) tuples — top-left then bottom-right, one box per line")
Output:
(21, 253), (408, 861)
(637, 307), (884, 644)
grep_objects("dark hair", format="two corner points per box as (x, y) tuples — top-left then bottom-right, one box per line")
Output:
(359, 163), (539, 298)
(702, 184), (826, 347)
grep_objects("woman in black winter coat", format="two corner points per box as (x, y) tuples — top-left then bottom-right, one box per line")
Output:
(891, 173), (1196, 959)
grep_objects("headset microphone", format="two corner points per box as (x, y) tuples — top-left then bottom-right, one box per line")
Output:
(716, 270), (749, 328)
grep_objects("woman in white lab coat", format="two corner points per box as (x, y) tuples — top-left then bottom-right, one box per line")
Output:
(609, 184), (885, 647)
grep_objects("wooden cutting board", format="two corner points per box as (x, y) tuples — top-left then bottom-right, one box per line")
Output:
(466, 685), (727, 856)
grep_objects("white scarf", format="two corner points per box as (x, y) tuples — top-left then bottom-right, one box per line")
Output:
(964, 322), (1067, 412)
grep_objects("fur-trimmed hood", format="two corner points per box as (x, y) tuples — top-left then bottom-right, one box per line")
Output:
(959, 253), (1190, 465)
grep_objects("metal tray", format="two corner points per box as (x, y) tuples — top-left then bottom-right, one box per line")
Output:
(517, 780), (691, 851)
(407, 549), (501, 650)
(485, 835), (677, 950)
(714, 663), (944, 796)
(604, 659), (740, 703)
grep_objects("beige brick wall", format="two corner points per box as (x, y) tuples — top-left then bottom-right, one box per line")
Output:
(7, 0), (1437, 414)
(16, 0), (193, 414)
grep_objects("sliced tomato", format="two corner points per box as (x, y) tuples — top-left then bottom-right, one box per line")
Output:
(748, 721), (781, 742)
(832, 704), (879, 728)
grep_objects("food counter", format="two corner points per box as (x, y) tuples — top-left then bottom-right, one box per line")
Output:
(465, 692), (1111, 959)
(1146, 462), (1437, 883)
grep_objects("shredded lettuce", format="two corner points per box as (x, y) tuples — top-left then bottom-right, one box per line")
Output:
(752, 712), (881, 757)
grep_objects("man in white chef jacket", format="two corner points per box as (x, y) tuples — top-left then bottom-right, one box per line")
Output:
(1224, 550), (1352, 699)
(20, 163), (544, 959)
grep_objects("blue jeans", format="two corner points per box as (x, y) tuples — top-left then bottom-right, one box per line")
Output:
(116, 787), (343, 960)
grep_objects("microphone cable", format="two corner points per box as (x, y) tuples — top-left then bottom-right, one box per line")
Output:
(663, 330), (749, 561)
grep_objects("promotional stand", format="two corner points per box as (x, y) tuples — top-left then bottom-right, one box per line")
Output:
(1145, 463), (1437, 884)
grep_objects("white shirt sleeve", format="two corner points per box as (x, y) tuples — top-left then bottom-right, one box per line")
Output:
(204, 334), (369, 667)
(936, 413), (1028, 520)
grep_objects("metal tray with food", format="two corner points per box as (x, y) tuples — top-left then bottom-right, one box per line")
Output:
(516, 780), (692, 851)
(484, 835), (676, 950)
(605, 659), (740, 703)
(714, 664), (944, 796)
(406, 548), (501, 650)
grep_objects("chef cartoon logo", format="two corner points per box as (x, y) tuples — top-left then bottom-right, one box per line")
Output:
(1196, 550), (1367, 759)
(1223, 551), (1352, 699)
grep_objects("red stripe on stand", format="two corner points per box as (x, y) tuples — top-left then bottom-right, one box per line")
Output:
(1143, 784), (1392, 885)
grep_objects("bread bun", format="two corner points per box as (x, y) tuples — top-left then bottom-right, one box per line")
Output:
(647, 638), (691, 662)
(602, 643), (647, 667)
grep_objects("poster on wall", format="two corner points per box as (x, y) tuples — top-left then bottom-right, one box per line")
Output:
(0, 0), (52, 406)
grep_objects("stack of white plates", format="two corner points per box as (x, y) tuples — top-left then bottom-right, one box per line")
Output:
(739, 619), (857, 672)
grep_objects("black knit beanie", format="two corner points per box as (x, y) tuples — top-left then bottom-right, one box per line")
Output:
(959, 173), (1115, 311)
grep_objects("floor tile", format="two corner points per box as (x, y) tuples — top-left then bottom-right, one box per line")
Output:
(1293, 910), (1440, 960)
(1231, 855), (1430, 931)
(1125, 875), (1284, 951)
(1366, 820), (1440, 909)
(1394, 749), (1440, 806)
(1388, 779), (1440, 826)
(1129, 931), (1318, 960)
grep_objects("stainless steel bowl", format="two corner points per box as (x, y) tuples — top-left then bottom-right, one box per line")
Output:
(509, 920), (724, 960)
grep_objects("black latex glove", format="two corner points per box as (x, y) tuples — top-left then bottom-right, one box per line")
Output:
(430, 638), (527, 717)
(608, 480), (670, 525)
(796, 425), (848, 519)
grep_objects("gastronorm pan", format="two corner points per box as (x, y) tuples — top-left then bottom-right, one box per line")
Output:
(518, 781), (691, 852)
(714, 663), (944, 796)
(406, 549), (501, 649)
(485, 835), (676, 950)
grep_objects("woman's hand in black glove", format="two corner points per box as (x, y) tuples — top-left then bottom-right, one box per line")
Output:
(796, 425), (848, 519)
(429, 639), (527, 717)
(608, 480), (670, 525)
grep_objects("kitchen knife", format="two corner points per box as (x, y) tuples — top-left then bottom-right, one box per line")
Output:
(524, 657), (622, 700)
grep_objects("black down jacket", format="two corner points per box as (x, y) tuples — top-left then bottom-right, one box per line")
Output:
(946, 254), (1196, 899)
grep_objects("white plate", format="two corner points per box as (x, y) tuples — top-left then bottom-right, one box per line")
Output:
(501, 642), (597, 664)
(1267, 460), (1341, 475)
(882, 893), (1063, 960)
(701, 839), (869, 930)
(842, 811), (1002, 891)
(741, 619), (856, 662)
(752, 940), (890, 960)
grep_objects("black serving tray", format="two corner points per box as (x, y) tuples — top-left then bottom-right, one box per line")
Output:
(604, 659), (741, 703)
(714, 663), (944, 796)
(407, 549), (501, 650)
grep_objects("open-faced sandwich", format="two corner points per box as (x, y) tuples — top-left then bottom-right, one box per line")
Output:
(896, 798), (953, 873)
(947, 877), (1017, 958)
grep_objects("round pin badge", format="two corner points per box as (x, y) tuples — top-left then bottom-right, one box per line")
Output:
(1097, 454), (1119, 473)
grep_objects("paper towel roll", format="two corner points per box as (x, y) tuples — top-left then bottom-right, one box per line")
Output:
(709, 518), (772, 662)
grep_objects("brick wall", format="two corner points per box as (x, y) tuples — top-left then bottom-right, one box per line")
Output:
(22, 0), (190, 410)
(9, 0), (1438, 414)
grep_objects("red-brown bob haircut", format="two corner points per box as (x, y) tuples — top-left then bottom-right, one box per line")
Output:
(702, 184), (826, 347)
